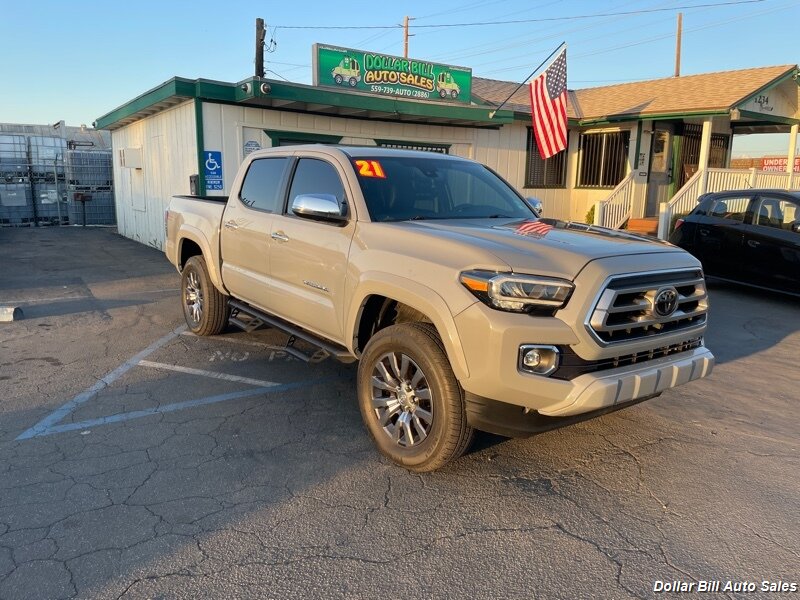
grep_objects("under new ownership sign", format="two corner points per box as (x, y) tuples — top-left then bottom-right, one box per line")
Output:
(761, 156), (800, 172)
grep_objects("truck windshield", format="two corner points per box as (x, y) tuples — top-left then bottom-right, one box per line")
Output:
(351, 156), (534, 222)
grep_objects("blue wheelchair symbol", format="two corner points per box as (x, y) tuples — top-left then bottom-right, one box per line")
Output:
(205, 153), (221, 171)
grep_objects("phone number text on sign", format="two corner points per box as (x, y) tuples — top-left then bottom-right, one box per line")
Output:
(370, 85), (430, 99)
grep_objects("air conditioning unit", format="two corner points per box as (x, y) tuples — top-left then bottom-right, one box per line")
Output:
(119, 147), (143, 169)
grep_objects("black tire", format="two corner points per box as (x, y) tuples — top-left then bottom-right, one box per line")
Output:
(349, 77), (357, 87)
(357, 322), (474, 472)
(181, 255), (228, 336)
(334, 74), (343, 85)
(439, 89), (447, 98)
(450, 89), (458, 99)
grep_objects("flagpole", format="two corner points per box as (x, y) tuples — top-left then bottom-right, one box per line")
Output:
(488, 42), (566, 119)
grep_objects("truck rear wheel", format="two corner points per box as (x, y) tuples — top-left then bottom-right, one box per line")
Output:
(357, 322), (474, 472)
(181, 255), (228, 336)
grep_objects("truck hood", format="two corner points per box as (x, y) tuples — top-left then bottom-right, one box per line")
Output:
(394, 218), (682, 280)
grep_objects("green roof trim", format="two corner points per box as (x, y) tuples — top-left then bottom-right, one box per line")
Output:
(575, 109), (729, 126)
(94, 77), (197, 129)
(734, 109), (800, 125)
(94, 77), (515, 131)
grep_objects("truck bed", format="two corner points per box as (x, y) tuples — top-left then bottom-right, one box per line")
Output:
(173, 195), (229, 203)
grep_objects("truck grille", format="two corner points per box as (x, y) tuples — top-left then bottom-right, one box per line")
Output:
(586, 269), (708, 345)
(553, 338), (704, 380)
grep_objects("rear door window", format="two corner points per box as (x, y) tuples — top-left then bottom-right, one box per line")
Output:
(753, 195), (799, 230)
(239, 158), (290, 212)
(707, 195), (751, 222)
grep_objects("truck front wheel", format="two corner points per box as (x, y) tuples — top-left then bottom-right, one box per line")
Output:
(357, 323), (474, 472)
(181, 255), (228, 336)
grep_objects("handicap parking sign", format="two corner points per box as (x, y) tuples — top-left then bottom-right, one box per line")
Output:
(204, 151), (223, 191)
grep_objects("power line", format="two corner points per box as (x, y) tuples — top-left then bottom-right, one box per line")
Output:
(427, 0), (662, 62)
(457, 1), (679, 67)
(413, 0), (767, 27)
(273, 0), (765, 30)
(415, 0), (507, 21)
(480, 0), (790, 76)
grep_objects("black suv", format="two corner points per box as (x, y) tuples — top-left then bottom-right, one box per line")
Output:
(669, 189), (800, 295)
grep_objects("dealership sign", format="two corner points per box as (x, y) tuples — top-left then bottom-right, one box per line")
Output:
(312, 44), (472, 104)
(761, 156), (800, 172)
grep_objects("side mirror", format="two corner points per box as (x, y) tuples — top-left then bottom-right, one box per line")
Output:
(291, 193), (347, 223)
(526, 197), (543, 218)
(792, 221), (800, 233)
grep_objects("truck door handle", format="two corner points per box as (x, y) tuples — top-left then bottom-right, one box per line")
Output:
(271, 231), (289, 242)
(224, 220), (239, 230)
(699, 229), (709, 236)
(747, 239), (760, 248)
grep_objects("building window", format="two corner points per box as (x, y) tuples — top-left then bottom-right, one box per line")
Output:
(524, 128), (566, 188)
(577, 131), (630, 188)
(376, 140), (449, 154)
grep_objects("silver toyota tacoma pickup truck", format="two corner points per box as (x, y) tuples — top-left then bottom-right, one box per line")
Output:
(165, 145), (714, 471)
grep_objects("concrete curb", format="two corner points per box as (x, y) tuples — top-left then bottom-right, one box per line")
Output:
(0, 306), (23, 322)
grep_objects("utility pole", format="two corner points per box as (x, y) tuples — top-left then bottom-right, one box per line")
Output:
(674, 12), (683, 77)
(403, 16), (414, 58)
(255, 18), (266, 78)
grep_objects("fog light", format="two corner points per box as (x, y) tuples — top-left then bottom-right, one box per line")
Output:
(518, 345), (559, 376)
(523, 349), (542, 368)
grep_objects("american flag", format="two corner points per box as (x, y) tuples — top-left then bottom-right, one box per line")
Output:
(529, 47), (567, 159)
(515, 220), (554, 237)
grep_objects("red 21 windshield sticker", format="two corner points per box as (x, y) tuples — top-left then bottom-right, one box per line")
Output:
(354, 160), (386, 178)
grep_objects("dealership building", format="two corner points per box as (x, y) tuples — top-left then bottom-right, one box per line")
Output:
(95, 46), (800, 249)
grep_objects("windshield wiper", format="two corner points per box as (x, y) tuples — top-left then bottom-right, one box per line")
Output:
(486, 214), (512, 218)
(408, 215), (429, 220)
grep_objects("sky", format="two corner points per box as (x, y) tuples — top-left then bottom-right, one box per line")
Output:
(1, 0), (798, 156)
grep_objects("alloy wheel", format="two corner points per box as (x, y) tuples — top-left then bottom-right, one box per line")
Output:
(184, 270), (203, 325)
(370, 352), (434, 447)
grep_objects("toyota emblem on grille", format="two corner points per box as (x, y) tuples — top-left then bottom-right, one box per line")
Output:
(653, 286), (679, 317)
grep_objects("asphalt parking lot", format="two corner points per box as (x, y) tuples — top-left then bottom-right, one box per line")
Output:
(0, 227), (798, 599)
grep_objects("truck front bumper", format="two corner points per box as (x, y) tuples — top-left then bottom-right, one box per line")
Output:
(534, 346), (713, 416)
(454, 302), (714, 419)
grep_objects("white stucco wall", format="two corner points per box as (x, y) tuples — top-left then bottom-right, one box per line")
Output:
(111, 100), (197, 250)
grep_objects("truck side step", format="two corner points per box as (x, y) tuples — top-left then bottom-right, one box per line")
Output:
(228, 299), (355, 363)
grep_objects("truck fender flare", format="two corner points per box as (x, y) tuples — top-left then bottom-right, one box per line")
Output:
(177, 226), (226, 294)
(347, 273), (470, 381)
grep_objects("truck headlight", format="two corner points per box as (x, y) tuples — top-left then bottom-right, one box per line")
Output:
(459, 270), (573, 313)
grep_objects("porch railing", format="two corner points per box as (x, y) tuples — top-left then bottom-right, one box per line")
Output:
(657, 168), (800, 239)
(593, 173), (634, 229)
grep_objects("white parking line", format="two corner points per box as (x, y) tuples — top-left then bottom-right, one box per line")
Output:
(16, 325), (186, 440)
(138, 360), (279, 387)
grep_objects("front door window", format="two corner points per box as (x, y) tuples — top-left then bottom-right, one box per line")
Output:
(646, 128), (672, 215)
(651, 130), (670, 174)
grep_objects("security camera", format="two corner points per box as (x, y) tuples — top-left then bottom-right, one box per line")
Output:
(240, 82), (252, 93)
(259, 82), (271, 94)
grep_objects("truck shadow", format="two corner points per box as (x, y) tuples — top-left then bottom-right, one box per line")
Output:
(704, 278), (800, 365)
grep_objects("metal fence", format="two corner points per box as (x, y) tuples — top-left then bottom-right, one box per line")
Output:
(0, 134), (114, 227)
